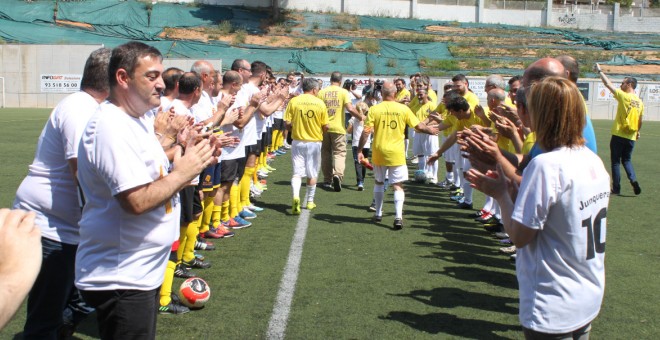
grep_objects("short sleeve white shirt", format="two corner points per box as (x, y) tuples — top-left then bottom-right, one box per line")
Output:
(75, 101), (179, 291)
(13, 91), (99, 245)
(235, 83), (259, 146)
(191, 91), (214, 124)
(512, 146), (609, 333)
(350, 117), (370, 148)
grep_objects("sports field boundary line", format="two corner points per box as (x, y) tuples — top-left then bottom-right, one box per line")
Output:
(266, 209), (310, 340)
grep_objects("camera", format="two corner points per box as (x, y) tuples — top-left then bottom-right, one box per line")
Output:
(343, 79), (356, 90)
(374, 79), (384, 91)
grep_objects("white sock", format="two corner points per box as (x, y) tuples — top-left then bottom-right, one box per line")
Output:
(291, 177), (302, 199)
(305, 185), (317, 204)
(483, 196), (494, 213)
(417, 156), (425, 171)
(493, 201), (501, 219)
(429, 158), (438, 181)
(374, 184), (385, 216)
(462, 174), (473, 204)
(446, 166), (454, 183)
(394, 190), (404, 219)
(454, 167), (461, 187)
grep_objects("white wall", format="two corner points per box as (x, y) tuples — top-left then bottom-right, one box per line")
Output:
(484, 9), (543, 26)
(0, 44), (221, 108)
(417, 4), (477, 21)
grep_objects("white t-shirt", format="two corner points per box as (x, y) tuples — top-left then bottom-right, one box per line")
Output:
(13, 91), (99, 245)
(219, 92), (245, 161)
(75, 101), (179, 291)
(159, 96), (173, 112)
(350, 117), (370, 148)
(512, 146), (609, 333)
(234, 83), (258, 146)
(191, 91), (214, 124)
(170, 99), (200, 185)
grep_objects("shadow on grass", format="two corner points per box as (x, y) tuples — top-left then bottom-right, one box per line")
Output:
(380, 310), (517, 338)
(431, 266), (518, 290)
(390, 287), (518, 314)
(12, 312), (100, 339)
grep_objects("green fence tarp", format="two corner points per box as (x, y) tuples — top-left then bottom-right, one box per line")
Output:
(0, 1), (54, 23)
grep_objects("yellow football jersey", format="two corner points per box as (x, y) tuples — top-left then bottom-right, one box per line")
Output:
(284, 94), (329, 142)
(317, 85), (351, 134)
(365, 101), (420, 166)
(395, 88), (411, 103)
(611, 89), (644, 141)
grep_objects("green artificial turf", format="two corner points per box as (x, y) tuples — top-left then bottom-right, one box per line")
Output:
(0, 108), (657, 339)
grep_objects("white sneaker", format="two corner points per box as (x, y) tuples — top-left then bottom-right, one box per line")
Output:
(283, 142), (291, 149)
(499, 245), (517, 255)
(411, 158), (419, 164)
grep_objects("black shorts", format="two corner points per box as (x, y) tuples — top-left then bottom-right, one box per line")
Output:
(179, 186), (196, 225)
(262, 129), (273, 151)
(220, 158), (240, 183)
(245, 143), (260, 156)
(273, 118), (285, 130)
(200, 163), (221, 191)
(236, 156), (248, 179)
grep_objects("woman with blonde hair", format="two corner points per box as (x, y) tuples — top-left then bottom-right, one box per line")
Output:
(467, 76), (610, 339)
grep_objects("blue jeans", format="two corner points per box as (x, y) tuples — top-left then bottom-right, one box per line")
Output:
(23, 237), (77, 340)
(610, 135), (637, 192)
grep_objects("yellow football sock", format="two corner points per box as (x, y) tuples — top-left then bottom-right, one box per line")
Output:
(230, 184), (240, 218)
(176, 226), (187, 262)
(221, 199), (230, 222)
(260, 152), (267, 168)
(211, 204), (221, 229)
(159, 259), (176, 307)
(240, 167), (255, 208)
(200, 196), (214, 233)
(183, 218), (200, 262)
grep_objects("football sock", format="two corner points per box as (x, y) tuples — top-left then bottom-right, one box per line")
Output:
(305, 184), (317, 204)
(394, 190), (404, 219)
(291, 176), (302, 199)
(229, 184), (240, 218)
(374, 183), (385, 216)
(159, 258), (176, 307)
(200, 196), (214, 233)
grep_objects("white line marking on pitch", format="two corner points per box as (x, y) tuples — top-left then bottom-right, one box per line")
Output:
(266, 209), (310, 340)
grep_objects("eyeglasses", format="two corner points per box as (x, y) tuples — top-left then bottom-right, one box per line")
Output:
(240, 67), (252, 73)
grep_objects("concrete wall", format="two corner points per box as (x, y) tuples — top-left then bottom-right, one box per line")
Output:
(162, 0), (660, 33)
(0, 44), (221, 109)
(484, 9), (543, 26)
(417, 4), (477, 21)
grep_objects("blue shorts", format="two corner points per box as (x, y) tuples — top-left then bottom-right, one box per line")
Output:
(200, 162), (221, 191)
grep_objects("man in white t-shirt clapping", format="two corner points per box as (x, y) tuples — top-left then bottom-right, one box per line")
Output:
(75, 42), (219, 339)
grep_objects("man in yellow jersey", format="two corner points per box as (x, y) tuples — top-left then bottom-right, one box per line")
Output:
(507, 75), (522, 105)
(394, 78), (411, 105)
(412, 88), (439, 183)
(596, 63), (643, 195)
(318, 71), (363, 192)
(452, 74), (479, 112)
(427, 92), (483, 210)
(285, 78), (329, 214)
(357, 82), (439, 230)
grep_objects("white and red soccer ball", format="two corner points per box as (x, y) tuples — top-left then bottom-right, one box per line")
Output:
(178, 277), (211, 309)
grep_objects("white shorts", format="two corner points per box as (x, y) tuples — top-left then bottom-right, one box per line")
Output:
(291, 140), (321, 178)
(373, 165), (408, 184)
(412, 133), (439, 156)
(444, 138), (460, 163)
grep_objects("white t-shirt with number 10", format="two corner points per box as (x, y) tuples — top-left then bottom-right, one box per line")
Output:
(512, 146), (609, 334)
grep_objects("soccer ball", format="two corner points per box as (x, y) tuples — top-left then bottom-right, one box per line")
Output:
(413, 170), (427, 183)
(178, 277), (211, 309)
